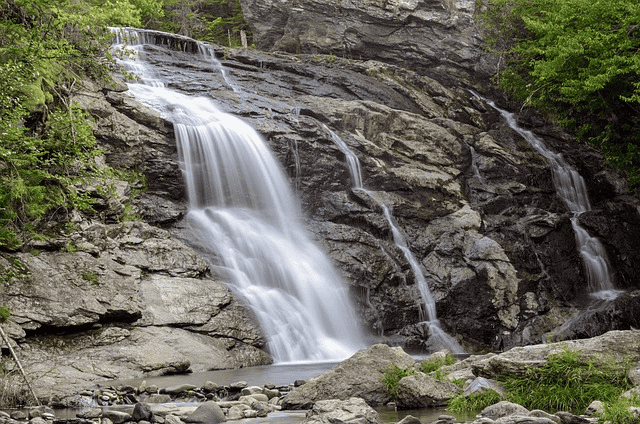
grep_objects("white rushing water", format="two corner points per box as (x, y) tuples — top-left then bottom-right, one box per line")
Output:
(471, 92), (623, 301)
(111, 29), (365, 363)
(326, 126), (464, 353)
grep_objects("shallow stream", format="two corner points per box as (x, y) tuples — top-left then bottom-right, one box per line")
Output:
(91, 362), (476, 424)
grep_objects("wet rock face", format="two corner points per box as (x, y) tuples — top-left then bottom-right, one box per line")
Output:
(210, 47), (639, 351)
(71, 38), (640, 354)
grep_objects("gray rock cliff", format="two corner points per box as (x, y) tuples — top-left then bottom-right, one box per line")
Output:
(1, 4), (639, 404)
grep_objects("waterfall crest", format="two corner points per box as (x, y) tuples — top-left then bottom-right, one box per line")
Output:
(112, 28), (366, 363)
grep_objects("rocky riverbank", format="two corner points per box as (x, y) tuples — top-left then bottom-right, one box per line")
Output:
(2, 330), (638, 424)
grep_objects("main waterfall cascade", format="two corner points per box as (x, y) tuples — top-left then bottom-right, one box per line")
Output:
(471, 92), (623, 301)
(326, 126), (465, 354)
(111, 29), (366, 363)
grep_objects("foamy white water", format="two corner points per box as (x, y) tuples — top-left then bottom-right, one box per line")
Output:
(111, 28), (366, 363)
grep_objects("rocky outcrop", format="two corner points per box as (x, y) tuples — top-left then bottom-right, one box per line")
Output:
(281, 330), (640, 412)
(239, 0), (498, 83)
(0, 82), (270, 404)
(3, 18), (640, 407)
(282, 344), (416, 408)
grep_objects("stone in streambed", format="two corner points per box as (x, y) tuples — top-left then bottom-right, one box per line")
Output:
(303, 397), (381, 424)
(183, 401), (226, 423)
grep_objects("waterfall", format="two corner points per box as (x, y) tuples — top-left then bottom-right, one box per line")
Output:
(469, 146), (483, 181)
(471, 92), (623, 301)
(111, 29), (366, 363)
(326, 126), (464, 353)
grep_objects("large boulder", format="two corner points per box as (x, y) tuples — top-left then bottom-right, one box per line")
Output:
(282, 344), (416, 408)
(184, 401), (226, 423)
(303, 397), (381, 424)
(396, 373), (461, 408)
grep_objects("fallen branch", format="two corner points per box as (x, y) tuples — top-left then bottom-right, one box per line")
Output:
(0, 325), (40, 406)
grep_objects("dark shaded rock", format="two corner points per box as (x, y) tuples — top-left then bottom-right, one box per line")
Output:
(239, 0), (497, 85)
(132, 403), (153, 421)
(554, 411), (590, 424)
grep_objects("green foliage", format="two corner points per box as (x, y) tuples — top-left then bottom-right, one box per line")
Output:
(0, 258), (29, 285)
(447, 389), (503, 412)
(82, 270), (98, 285)
(0, 0), (162, 249)
(600, 395), (640, 424)
(149, 0), (250, 46)
(419, 352), (457, 373)
(381, 364), (416, 400)
(0, 306), (10, 323)
(480, 0), (640, 193)
(500, 348), (633, 414)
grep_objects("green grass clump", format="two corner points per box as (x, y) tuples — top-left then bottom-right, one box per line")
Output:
(501, 348), (633, 414)
(0, 306), (10, 323)
(419, 352), (457, 373)
(82, 271), (99, 286)
(600, 395), (640, 424)
(381, 364), (416, 400)
(447, 348), (636, 417)
(447, 389), (503, 412)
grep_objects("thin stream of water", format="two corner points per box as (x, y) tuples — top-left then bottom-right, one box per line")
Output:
(325, 126), (464, 353)
(471, 92), (623, 301)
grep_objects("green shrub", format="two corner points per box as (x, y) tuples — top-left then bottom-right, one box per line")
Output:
(0, 306), (10, 323)
(478, 0), (640, 194)
(82, 271), (99, 285)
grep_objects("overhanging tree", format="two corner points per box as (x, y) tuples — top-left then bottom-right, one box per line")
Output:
(480, 0), (640, 190)
(0, 0), (162, 248)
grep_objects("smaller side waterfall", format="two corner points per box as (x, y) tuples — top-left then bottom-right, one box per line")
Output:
(326, 126), (464, 353)
(469, 146), (483, 181)
(471, 92), (622, 301)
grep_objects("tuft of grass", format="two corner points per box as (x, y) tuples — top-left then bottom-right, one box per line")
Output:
(0, 306), (10, 323)
(600, 395), (640, 424)
(500, 348), (633, 414)
(419, 352), (457, 374)
(381, 364), (416, 400)
(82, 271), (99, 286)
(447, 389), (503, 412)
